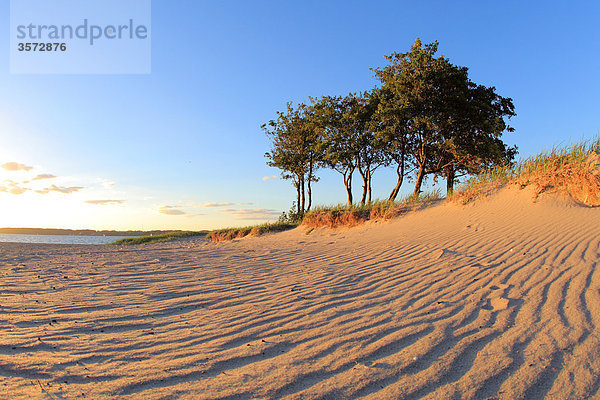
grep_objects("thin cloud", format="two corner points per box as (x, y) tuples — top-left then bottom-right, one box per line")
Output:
(2, 162), (33, 172)
(97, 178), (115, 189)
(159, 205), (186, 215)
(85, 200), (125, 205)
(201, 202), (235, 208)
(35, 185), (85, 194)
(262, 175), (278, 181)
(49, 185), (85, 194)
(0, 180), (30, 195)
(10, 187), (28, 195)
(218, 208), (281, 220)
(198, 202), (253, 208)
(185, 213), (205, 219)
(0, 185), (28, 195)
(33, 174), (57, 181)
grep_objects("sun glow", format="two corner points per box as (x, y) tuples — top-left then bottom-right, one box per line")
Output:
(0, 157), (130, 229)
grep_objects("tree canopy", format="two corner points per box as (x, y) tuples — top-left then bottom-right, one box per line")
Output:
(264, 39), (516, 211)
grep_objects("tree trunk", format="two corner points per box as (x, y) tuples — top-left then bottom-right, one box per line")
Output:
(367, 170), (372, 204)
(296, 179), (301, 215)
(389, 150), (405, 201)
(343, 170), (353, 206)
(389, 163), (405, 202)
(307, 159), (313, 212)
(413, 139), (427, 198)
(413, 164), (426, 198)
(358, 167), (368, 205)
(307, 179), (312, 212)
(446, 166), (455, 197)
(300, 175), (305, 215)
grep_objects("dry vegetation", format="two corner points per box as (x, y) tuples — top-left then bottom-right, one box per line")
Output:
(205, 222), (297, 243)
(204, 193), (441, 242)
(135, 140), (599, 245)
(302, 191), (442, 229)
(452, 138), (600, 206)
(110, 231), (208, 245)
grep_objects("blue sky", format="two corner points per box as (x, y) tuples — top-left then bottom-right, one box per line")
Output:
(0, 1), (599, 230)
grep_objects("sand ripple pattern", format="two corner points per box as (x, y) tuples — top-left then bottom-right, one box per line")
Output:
(0, 189), (599, 399)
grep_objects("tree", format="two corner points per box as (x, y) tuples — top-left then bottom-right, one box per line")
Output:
(265, 40), (516, 211)
(375, 38), (516, 197)
(432, 82), (517, 195)
(263, 102), (321, 216)
(374, 39), (450, 196)
(313, 92), (386, 206)
(301, 103), (323, 211)
(351, 90), (386, 204)
(374, 85), (414, 201)
(312, 95), (357, 205)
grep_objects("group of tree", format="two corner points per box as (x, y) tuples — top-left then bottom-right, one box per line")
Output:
(263, 39), (517, 217)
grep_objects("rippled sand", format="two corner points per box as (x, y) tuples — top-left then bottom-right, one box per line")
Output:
(1, 187), (599, 399)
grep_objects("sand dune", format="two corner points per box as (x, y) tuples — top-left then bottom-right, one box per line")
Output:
(1, 186), (599, 399)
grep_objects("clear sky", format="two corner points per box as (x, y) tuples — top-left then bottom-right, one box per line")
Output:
(1, 0), (598, 230)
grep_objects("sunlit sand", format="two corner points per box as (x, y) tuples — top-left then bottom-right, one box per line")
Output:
(1, 186), (599, 399)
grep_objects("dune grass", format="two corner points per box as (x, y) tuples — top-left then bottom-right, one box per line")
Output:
(109, 231), (208, 245)
(205, 193), (441, 241)
(302, 191), (442, 229)
(205, 222), (298, 243)
(452, 137), (600, 205)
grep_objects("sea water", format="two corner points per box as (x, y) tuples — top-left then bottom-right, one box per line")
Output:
(0, 234), (132, 245)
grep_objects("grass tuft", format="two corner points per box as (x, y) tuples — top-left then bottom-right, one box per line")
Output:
(452, 137), (600, 205)
(206, 222), (298, 243)
(302, 191), (442, 229)
(109, 231), (208, 245)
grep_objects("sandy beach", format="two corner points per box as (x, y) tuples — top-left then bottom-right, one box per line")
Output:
(1, 186), (599, 399)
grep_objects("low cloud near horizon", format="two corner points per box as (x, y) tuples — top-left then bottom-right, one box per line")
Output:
(186, 213), (205, 218)
(200, 202), (254, 208)
(159, 205), (186, 216)
(2, 162), (33, 172)
(262, 175), (278, 181)
(1, 180), (86, 195)
(33, 174), (57, 181)
(0, 184), (28, 195)
(218, 208), (281, 220)
(35, 185), (85, 194)
(201, 202), (234, 208)
(97, 178), (115, 189)
(85, 200), (125, 205)
(1, 180), (29, 195)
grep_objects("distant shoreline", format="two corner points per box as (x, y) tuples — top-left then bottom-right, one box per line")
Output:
(0, 228), (176, 237)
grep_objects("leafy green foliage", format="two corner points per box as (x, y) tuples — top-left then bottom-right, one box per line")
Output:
(311, 95), (357, 205)
(374, 38), (516, 196)
(278, 201), (303, 224)
(263, 102), (322, 215)
(264, 39), (517, 209)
